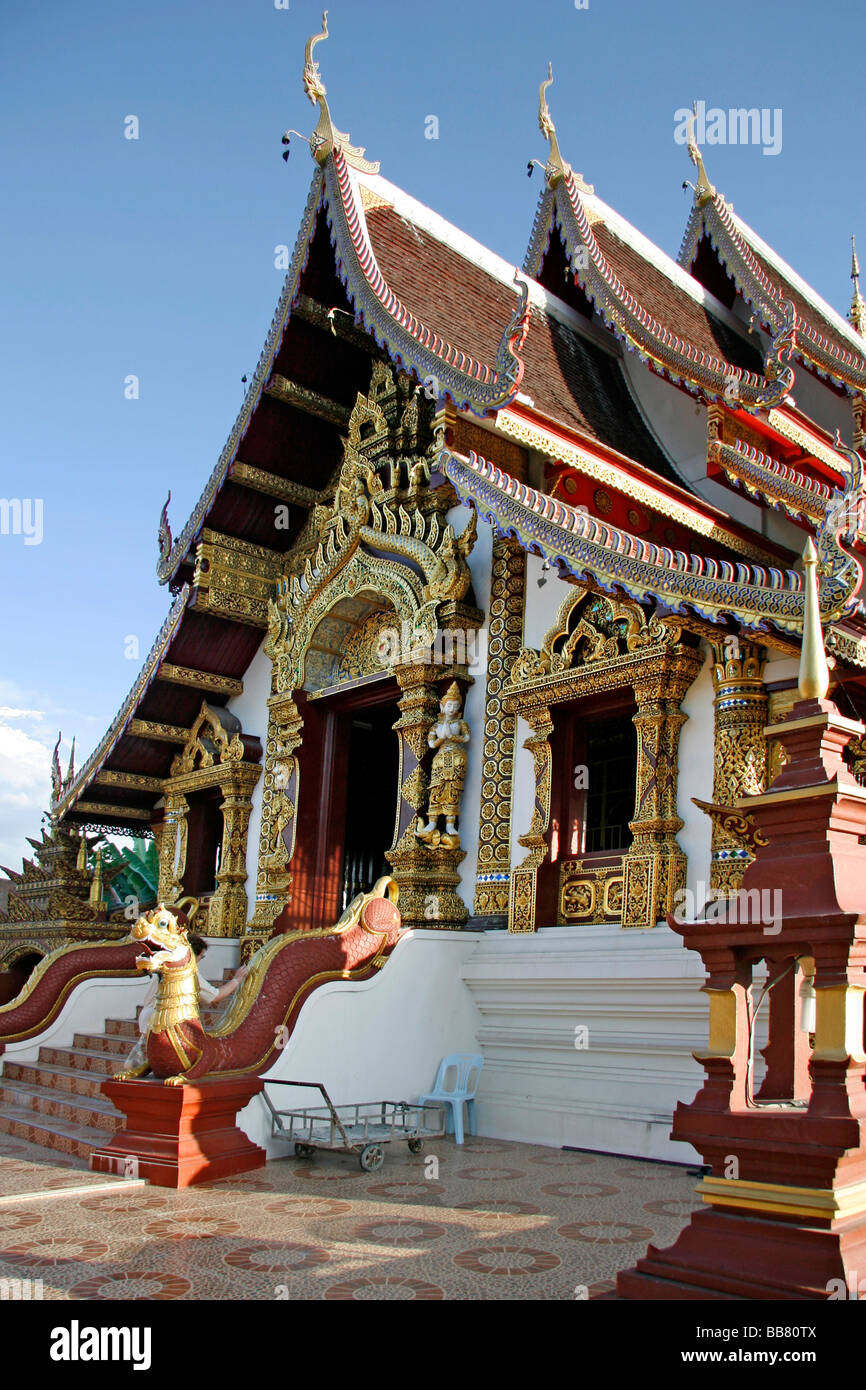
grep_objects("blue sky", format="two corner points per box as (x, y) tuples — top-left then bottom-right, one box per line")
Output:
(0, 0), (863, 867)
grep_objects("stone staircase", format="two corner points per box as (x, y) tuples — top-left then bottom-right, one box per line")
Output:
(0, 973), (232, 1161)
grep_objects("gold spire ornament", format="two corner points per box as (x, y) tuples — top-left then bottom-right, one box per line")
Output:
(686, 102), (716, 205)
(88, 847), (104, 911)
(850, 236), (866, 336)
(798, 536), (830, 701)
(301, 12), (380, 174)
(537, 64), (593, 194)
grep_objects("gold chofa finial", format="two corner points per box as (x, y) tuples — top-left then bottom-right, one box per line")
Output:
(850, 235), (866, 336)
(537, 65), (593, 194)
(302, 11), (379, 174)
(686, 102), (716, 205)
(798, 536), (830, 701)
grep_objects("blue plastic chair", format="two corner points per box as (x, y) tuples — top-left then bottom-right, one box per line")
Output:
(417, 1054), (483, 1145)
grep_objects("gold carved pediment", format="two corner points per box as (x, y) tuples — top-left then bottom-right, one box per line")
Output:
(510, 587), (681, 687)
(171, 703), (245, 776)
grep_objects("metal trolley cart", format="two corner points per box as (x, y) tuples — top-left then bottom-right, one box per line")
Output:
(262, 1079), (446, 1172)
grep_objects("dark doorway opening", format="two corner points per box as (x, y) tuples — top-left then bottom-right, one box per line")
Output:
(340, 703), (400, 909)
(286, 678), (401, 930)
(183, 788), (223, 897)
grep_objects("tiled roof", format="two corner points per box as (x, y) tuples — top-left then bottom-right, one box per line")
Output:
(364, 202), (678, 478)
(680, 197), (866, 391)
(593, 223), (762, 378)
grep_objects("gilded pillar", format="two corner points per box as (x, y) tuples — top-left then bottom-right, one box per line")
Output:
(507, 706), (554, 932)
(708, 640), (768, 896)
(208, 774), (258, 937)
(623, 651), (702, 928)
(474, 536), (526, 919)
(386, 663), (467, 930)
(157, 791), (188, 903)
(249, 694), (303, 934)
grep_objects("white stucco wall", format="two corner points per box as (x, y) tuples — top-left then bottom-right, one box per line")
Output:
(511, 714), (536, 872)
(461, 923), (706, 1163)
(226, 637), (271, 902)
(523, 552), (564, 650)
(789, 364), (852, 443)
(676, 641), (714, 901)
(238, 929), (483, 1157)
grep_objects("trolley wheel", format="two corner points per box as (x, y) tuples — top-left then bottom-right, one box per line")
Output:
(294, 1142), (316, 1158)
(359, 1143), (385, 1172)
(407, 1137), (423, 1154)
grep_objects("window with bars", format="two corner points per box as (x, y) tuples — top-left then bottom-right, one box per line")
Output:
(583, 716), (637, 852)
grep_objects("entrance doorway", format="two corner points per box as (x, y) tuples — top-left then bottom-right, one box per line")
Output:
(340, 702), (401, 910)
(284, 678), (401, 930)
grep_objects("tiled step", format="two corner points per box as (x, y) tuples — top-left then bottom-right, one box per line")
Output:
(0, 1102), (116, 1160)
(72, 1031), (134, 1057)
(37, 1046), (122, 1075)
(3, 1061), (114, 1100)
(105, 1018), (139, 1040)
(0, 972), (236, 1162)
(0, 1079), (122, 1133)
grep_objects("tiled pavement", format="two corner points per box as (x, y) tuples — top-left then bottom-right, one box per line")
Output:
(0, 1130), (703, 1300)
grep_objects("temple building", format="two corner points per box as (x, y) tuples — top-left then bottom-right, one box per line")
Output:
(3, 29), (866, 1165)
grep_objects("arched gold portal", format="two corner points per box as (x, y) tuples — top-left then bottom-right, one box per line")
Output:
(248, 373), (483, 938)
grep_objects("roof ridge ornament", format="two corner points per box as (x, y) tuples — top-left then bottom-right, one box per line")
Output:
(158, 491), (172, 566)
(686, 101), (716, 206)
(850, 235), (866, 336)
(537, 64), (593, 194)
(301, 11), (379, 174)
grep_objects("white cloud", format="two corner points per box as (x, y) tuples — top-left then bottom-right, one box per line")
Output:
(0, 707), (44, 720)
(0, 711), (55, 870)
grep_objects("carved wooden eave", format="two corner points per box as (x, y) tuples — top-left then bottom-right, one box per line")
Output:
(127, 721), (190, 744)
(263, 374), (351, 428)
(95, 772), (164, 793)
(49, 579), (264, 833)
(191, 529), (284, 629)
(155, 665), (243, 697)
(51, 586), (191, 827)
(229, 462), (324, 509)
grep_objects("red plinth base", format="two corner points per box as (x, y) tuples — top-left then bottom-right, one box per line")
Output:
(617, 1205), (866, 1301)
(89, 1075), (267, 1188)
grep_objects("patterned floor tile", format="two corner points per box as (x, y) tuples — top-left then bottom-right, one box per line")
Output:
(0, 1129), (700, 1300)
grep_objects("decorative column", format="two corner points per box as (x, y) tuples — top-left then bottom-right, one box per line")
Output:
(157, 791), (188, 903)
(474, 536), (526, 923)
(386, 663), (467, 930)
(707, 639), (768, 897)
(507, 706), (554, 933)
(623, 648), (703, 928)
(208, 770), (259, 937)
(249, 694), (304, 935)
